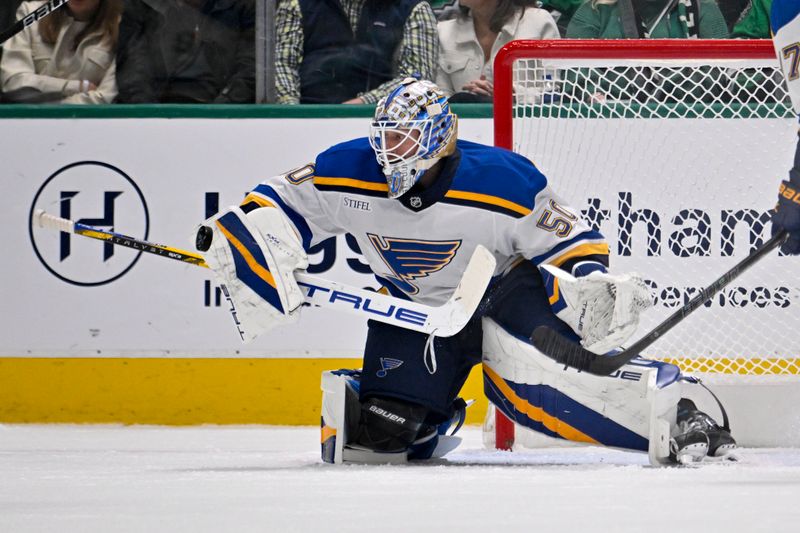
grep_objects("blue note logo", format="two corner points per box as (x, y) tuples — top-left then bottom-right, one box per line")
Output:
(377, 357), (404, 378)
(29, 161), (149, 286)
(367, 234), (461, 295)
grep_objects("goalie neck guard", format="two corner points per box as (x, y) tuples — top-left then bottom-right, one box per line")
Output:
(369, 78), (458, 198)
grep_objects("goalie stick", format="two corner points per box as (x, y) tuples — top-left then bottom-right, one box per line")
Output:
(33, 209), (496, 337)
(532, 230), (788, 375)
(0, 0), (70, 45)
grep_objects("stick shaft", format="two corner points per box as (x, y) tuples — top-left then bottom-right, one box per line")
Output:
(34, 210), (493, 336)
(0, 0), (70, 45)
(35, 209), (208, 267)
(623, 229), (787, 357)
(533, 230), (788, 375)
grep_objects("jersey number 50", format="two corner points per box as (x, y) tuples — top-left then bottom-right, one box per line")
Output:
(536, 199), (577, 238)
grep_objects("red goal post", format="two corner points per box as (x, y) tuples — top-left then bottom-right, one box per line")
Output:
(489, 39), (799, 450)
(494, 39), (783, 149)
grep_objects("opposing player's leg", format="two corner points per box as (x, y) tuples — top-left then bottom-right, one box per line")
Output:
(771, 130), (800, 255)
(481, 261), (735, 465)
(320, 319), (481, 464)
(771, 0), (800, 254)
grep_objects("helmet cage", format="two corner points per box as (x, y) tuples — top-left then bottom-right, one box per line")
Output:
(369, 79), (457, 198)
(369, 119), (434, 171)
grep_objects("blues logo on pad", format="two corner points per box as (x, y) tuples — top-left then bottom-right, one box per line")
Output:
(376, 357), (404, 378)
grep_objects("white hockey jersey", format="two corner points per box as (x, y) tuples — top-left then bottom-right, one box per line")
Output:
(773, 0), (800, 113)
(245, 138), (608, 307)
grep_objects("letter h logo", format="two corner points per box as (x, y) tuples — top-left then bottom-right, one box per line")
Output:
(59, 191), (122, 261)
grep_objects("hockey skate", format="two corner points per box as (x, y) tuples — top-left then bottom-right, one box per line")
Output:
(670, 399), (737, 465)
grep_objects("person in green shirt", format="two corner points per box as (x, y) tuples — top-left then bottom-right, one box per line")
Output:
(560, 0), (729, 104)
(566, 0), (729, 38)
(729, 1), (781, 110)
(731, 0), (771, 38)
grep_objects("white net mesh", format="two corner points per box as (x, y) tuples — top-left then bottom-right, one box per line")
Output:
(503, 42), (800, 377)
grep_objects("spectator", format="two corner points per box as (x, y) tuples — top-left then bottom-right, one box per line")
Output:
(115, 0), (254, 104)
(275, 0), (439, 104)
(1, 0), (121, 104)
(436, 0), (559, 102)
(0, 0), (24, 69)
(563, 0), (728, 105)
(566, 0), (729, 39)
(731, 0), (771, 38)
(0, 1), (21, 27)
(730, 1), (778, 104)
(430, 0), (460, 19)
(539, 0), (584, 34)
(0, 1), (25, 40)
(719, 0), (751, 32)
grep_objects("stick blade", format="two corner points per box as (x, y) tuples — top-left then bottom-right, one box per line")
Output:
(431, 245), (496, 336)
(531, 326), (601, 374)
(531, 326), (639, 376)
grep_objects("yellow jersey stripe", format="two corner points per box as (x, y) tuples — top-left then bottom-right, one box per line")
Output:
(548, 242), (610, 268)
(242, 193), (276, 208)
(314, 176), (389, 192)
(483, 364), (599, 444)
(445, 189), (531, 216)
(215, 220), (277, 289)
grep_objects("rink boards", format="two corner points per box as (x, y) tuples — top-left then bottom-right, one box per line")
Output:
(0, 109), (496, 425)
(2, 108), (799, 445)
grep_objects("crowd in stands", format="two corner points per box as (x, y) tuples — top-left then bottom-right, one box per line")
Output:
(0, 0), (776, 104)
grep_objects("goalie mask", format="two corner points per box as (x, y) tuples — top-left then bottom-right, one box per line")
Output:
(369, 79), (458, 198)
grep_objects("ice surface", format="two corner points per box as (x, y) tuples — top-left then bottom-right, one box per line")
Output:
(2, 425), (800, 532)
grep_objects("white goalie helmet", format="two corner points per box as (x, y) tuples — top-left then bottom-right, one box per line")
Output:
(369, 78), (458, 198)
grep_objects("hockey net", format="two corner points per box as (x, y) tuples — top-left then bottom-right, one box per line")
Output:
(490, 39), (799, 449)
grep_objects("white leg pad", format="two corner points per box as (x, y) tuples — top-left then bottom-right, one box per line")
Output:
(481, 318), (680, 466)
(320, 370), (408, 465)
(320, 370), (349, 464)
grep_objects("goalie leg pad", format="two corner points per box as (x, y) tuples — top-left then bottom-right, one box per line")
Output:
(407, 397), (470, 460)
(481, 318), (682, 465)
(350, 397), (428, 452)
(320, 370), (467, 464)
(321, 369), (360, 464)
(322, 369), (411, 464)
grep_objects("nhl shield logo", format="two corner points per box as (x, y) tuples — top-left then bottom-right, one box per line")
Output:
(410, 196), (422, 208)
(376, 357), (404, 378)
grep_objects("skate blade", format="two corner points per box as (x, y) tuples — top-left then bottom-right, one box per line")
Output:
(708, 446), (740, 463)
(674, 442), (710, 466)
(712, 444), (738, 457)
(677, 447), (741, 466)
